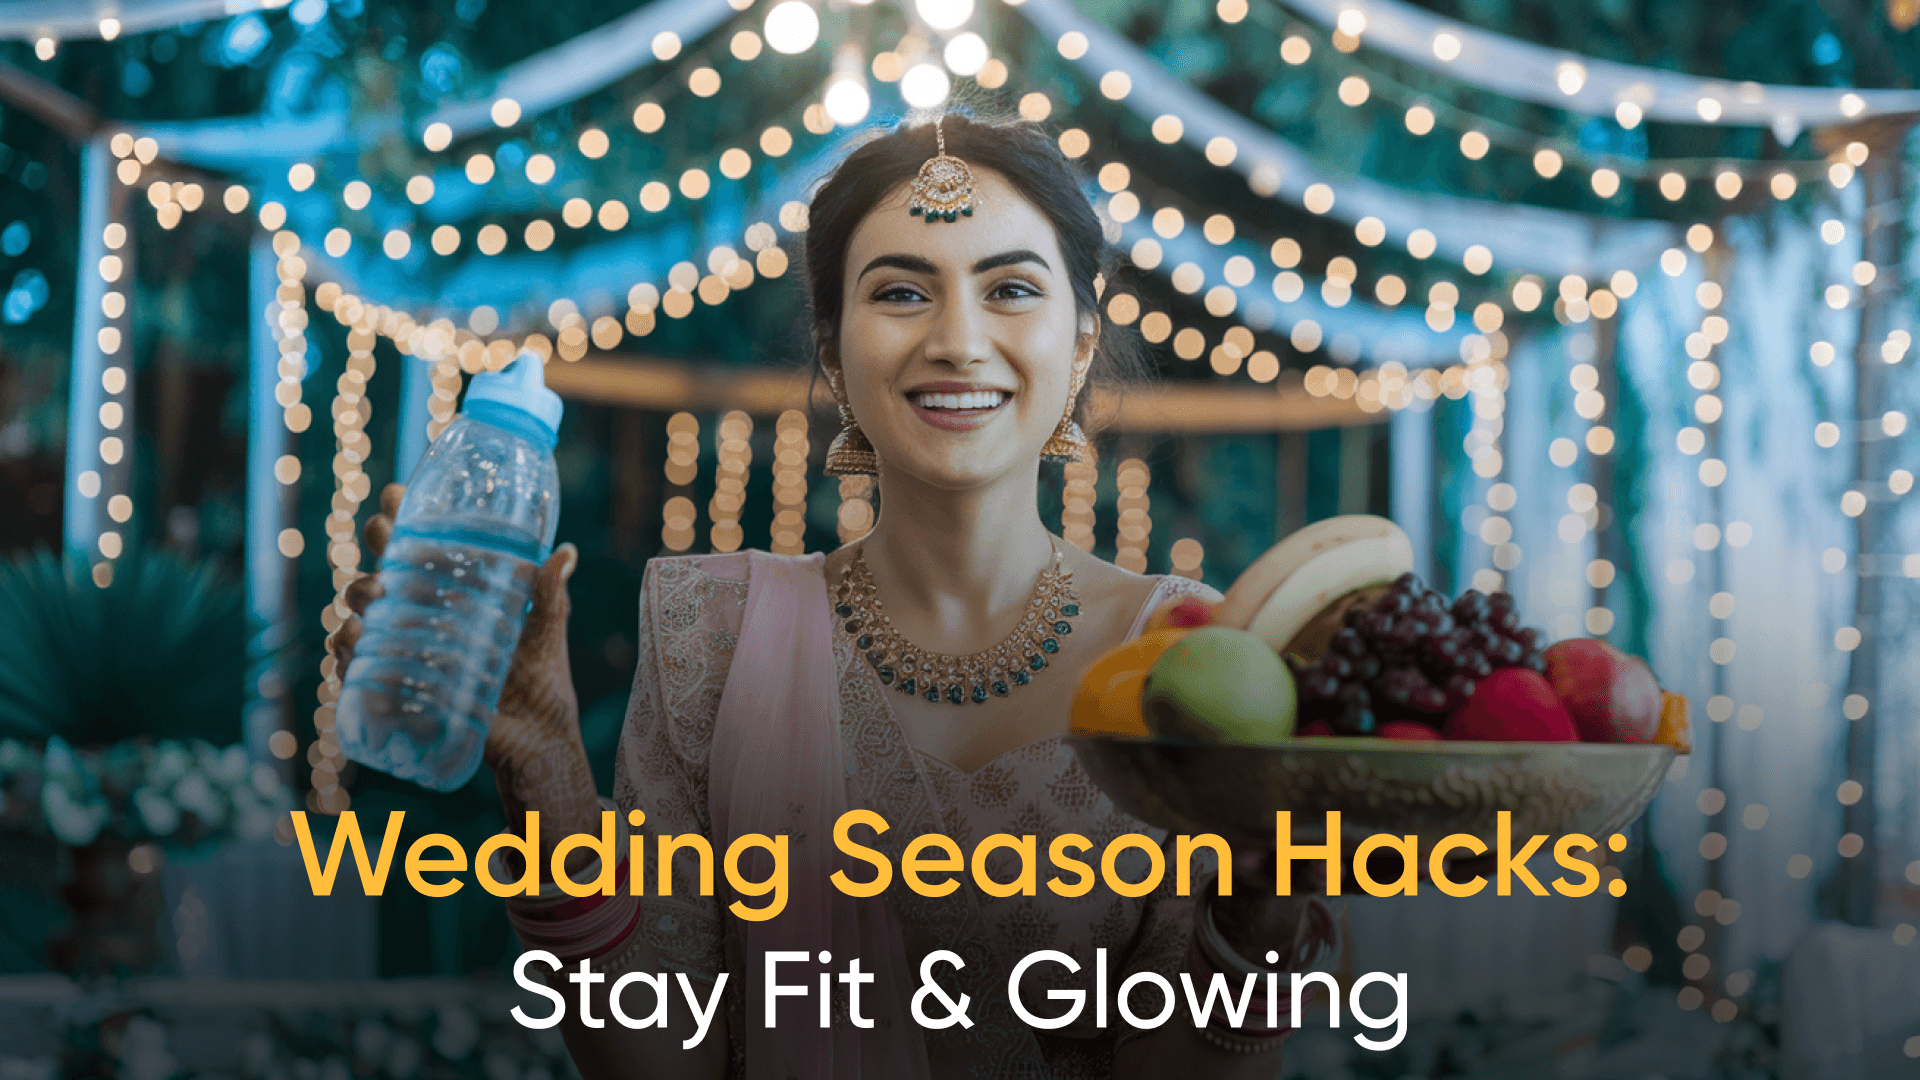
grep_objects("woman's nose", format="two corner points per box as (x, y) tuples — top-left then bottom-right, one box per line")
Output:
(921, 296), (991, 367)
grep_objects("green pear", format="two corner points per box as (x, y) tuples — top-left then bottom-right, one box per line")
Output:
(1142, 626), (1297, 746)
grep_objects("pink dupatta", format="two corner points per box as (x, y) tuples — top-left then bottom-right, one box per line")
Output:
(707, 551), (932, 1080)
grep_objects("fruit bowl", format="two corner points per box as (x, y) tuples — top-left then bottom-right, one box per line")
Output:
(1069, 735), (1674, 850)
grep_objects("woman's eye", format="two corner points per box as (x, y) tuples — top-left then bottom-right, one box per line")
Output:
(990, 280), (1041, 300)
(873, 285), (927, 303)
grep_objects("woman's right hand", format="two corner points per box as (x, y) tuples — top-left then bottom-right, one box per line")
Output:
(325, 483), (600, 834)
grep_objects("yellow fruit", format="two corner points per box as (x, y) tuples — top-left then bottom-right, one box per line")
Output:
(1070, 628), (1192, 737)
(1070, 682), (1106, 733)
(1076, 628), (1190, 698)
(1215, 515), (1407, 630)
(1096, 669), (1151, 736)
(1655, 691), (1691, 754)
(1244, 535), (1413, 653)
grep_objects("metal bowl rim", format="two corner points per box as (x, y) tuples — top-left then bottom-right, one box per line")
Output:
(1068, 734), (1679, 762)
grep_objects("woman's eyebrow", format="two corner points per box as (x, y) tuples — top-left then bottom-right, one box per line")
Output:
(972, 249), (1050, 274)
(857, 253), (937, 281)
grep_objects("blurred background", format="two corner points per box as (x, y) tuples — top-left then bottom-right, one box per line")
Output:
(0, 0), (1917, 1076)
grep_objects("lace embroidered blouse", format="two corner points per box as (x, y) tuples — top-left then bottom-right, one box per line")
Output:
(611, 551), (1222, 1079)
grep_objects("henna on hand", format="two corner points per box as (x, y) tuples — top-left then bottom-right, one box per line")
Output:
(484, 543), (601, 868)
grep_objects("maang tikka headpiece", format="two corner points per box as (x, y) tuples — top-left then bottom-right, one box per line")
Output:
(908, 117), (976, 223)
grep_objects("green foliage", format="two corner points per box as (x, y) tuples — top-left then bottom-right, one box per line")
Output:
(0, 550), (249, 747)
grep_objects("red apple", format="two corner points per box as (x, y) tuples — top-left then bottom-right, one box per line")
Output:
(1298, 720), (1335, 738)
(1541, 638), (1662, 743)
(1443, 668), (1579, 742)
(1379, 721), (1443, 741)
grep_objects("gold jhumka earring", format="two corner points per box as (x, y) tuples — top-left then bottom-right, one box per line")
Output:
(1041, 340), (1094, 463)
(822, 363), (880, 476)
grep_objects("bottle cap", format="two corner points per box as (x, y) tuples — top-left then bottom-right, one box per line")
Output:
(463, 353), (563, 446)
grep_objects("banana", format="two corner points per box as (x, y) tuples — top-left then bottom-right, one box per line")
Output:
(1244, 532), (1415, 652)
(1214, 515), (1407, 630)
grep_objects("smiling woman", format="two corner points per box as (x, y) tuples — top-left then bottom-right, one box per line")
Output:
(329, 115), (1332, 1080)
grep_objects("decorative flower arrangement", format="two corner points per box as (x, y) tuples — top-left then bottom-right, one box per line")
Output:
(0, 737), (292, 849)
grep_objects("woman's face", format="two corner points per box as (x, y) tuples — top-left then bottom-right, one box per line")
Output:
(831, 168), (1091, 491)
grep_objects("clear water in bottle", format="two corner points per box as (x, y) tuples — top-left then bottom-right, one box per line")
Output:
(337, 357), (562, 791)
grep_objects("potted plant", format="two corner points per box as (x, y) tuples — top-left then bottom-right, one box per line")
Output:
(0, 549), (286, 976)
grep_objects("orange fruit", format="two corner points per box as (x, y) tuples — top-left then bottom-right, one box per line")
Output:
(1070, 682), (1106, 733)
(1075, 628), (1191, 700)
(1655, 691), (1691, 754)
(1095, 668), (1151, 737)
(1070, 628), (1192, 737)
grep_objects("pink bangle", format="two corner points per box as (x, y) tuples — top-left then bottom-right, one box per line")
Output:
(505, 860), (641, 960)
(512, 859), (632, 923)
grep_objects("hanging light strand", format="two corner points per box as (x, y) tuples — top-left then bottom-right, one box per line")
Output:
(1062, 456), (1099, 551)
(1227, 15), (1840, 191)
(1115, 457), (1153, 573)
(710, 410), (752, 552)
(663, 410), (702, 552)
(88, 194), (135, 585)
(770, 409), (811, 555)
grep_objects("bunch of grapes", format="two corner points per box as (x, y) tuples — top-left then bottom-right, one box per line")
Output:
(1288, 572), (1545, 736)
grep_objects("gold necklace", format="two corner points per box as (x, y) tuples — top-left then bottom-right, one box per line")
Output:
(833, 539), (1081, 705)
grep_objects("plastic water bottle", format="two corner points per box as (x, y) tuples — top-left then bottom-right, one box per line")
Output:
(337, 355), (563, 791)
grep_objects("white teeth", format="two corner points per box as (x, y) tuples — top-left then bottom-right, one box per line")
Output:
(913, 390), (1007, 411)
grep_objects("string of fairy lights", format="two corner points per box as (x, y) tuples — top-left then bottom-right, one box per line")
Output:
(84, 45), (1782, 596)
(1601, 143), (1918, 1021)
(56, 0), (1900, 381)
(1031, 0), (1879, 306)
(1802, 159), (1920, 942)
(93, 0), (1882, 645)
(1035, 62), (1542, 396)
(1114, 458), (1154, 575)
(75, 168), (135, 587)
(106, 0), (1866, 401)
(1061, 456), (1098, 552)
(770, 410), (811, 556)
(663, 412), (701, 552)
(709, 411), (753, 554)
(266, 233), (314, 569)
(102, 10), (1876, 428)
(1674, 225), (1739, 1021)
(1227, 8), (1847, 195)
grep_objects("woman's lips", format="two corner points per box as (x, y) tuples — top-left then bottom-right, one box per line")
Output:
(906, 388), (1011, 432)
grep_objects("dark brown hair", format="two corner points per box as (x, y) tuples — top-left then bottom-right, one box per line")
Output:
(802, 114), (1142, 430)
